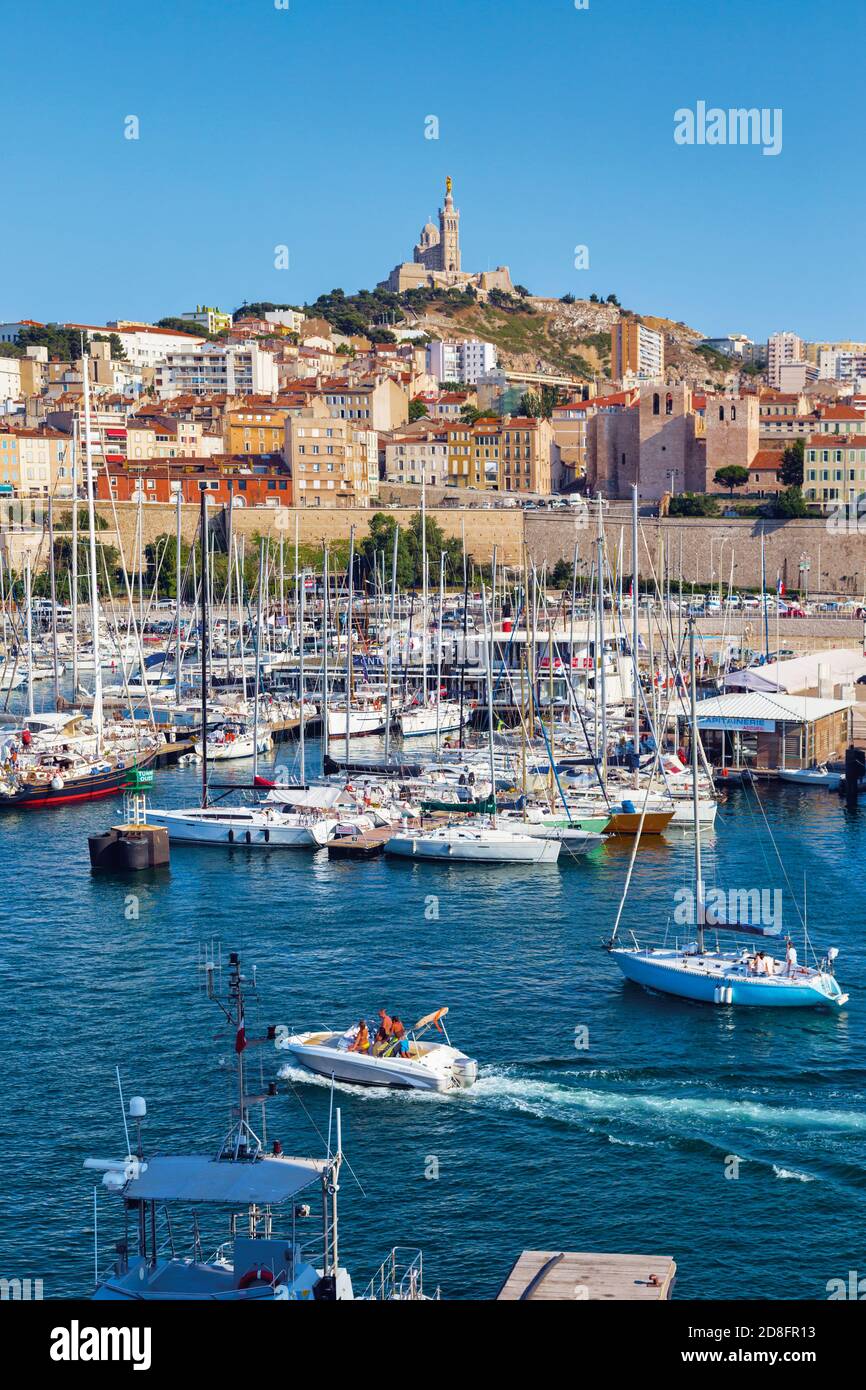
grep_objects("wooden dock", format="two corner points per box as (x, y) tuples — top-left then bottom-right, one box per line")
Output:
(496, 1251), (677, 1301)
(327, 824), (395, 860)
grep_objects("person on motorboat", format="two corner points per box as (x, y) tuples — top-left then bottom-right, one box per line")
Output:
(349, 1019), (370, 1053)
(373, 1009), (393, 1056)
(388, 1017), (409, 1057)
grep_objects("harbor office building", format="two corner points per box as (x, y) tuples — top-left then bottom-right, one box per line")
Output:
(686, 692), (853, 772)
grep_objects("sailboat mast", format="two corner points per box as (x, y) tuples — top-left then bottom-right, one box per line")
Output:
(47, 495), (60, 710)
(200, 492), (209, 809)
(175, 490), (182, 699)
(345, 527), (354, 767)
(253, 538), (264, 783)
(71, 420), (79, 696)
(24, 552), (34, 719)
(299, 559), (306, 784)
(482, 584), (497, 817)
(384, 524), (398, 764)
(421, 459), (427, 708)
(81, 337), (103, 749)
(689, 620), (704, 953)
(632, 484), (640, 769)
(321, 546), (330, 775)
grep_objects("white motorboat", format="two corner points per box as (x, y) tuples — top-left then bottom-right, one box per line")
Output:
(278, 1008), (478, 1092)
(398, 700), (464, 738)
(778, 765), (842, 791)
(327, 703), (387, 738)
(194, 724), (272, 761)
(385, 821), (562, 864)
(145, 803), (336, 847)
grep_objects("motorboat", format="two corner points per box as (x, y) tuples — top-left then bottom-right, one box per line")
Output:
(194, 722), (271, 762)
(278, 1008), (478, 1092)
(385, 820), (562, 864)
(398, 699), (464, 738)
(778, 765), (842, 791)
(145, 803), (336, 848)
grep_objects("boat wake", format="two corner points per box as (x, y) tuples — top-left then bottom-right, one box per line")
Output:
(467, 1069), (866, 1136)
(276, 1060), (458, 1102)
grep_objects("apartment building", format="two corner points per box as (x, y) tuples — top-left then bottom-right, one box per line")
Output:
(0, 426), (73, 496)
(126, 417), (223, 461)
(97, 457), (292, 507)
(499, 416), (556, 494)
(226, 404), (297, 455)
(426, 338), (498, 386)
(611, 321), (664, 382)
(803, 436), (866, 507)
(180, 306), (232, 335)
(383, 425), (449, 487)
(316, 377), (408, 431)
(155, 343), (278, 399)
(284, 410), (379, 507)
(767, 332), (805, 388)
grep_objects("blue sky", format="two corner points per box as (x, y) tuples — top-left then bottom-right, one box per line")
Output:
(2, 0), (863, 341)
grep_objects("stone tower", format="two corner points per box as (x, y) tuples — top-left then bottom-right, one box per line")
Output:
(439, 176), (461, 274)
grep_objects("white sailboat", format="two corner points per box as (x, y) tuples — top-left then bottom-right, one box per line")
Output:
(607, 622), (848, 1011)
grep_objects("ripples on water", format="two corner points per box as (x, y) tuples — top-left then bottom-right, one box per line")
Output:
(0, 724), (863, 1299)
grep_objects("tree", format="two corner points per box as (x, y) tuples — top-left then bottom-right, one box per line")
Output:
(518, 391), (542, 418)
(540, 385), (564, 419)
(155, 316), (212, 339)
(606, 293), (621, 306)
(560, 293), (575, 305)
(550, 558), (573, 588)
(713, 464), (750, 497)
(514, 284), (531, 298)
(408, 399), (429, 422)
(359, 512), (469, 589)
(779, 438), (805, 488)
(459, 405), (482, 425)
(771, 486), (810, 519)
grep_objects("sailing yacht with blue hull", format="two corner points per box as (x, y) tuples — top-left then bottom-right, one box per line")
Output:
(611, 942), (848, 1010)
(608, 621), (848, 1013)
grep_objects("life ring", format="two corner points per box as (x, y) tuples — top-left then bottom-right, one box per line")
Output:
(237, 1266), (274, 1291)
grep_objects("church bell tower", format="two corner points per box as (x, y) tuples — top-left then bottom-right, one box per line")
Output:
(439, 176), (461, 274)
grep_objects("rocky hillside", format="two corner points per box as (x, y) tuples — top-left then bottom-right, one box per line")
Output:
(407, 294), (741, 390)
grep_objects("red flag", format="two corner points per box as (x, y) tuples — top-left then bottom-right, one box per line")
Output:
(235, 1022), (246, 1054)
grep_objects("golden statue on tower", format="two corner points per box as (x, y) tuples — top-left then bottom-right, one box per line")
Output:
(445, 175), (452, 197)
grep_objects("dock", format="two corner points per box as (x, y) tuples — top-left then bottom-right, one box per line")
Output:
(496, 1250), (677, 1301)
(327, 824), (395, 860)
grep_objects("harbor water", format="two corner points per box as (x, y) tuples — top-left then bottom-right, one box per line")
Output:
(1, 718), (864, 1299)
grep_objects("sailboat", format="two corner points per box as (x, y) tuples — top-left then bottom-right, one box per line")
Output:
(607, 622), (848, 1010)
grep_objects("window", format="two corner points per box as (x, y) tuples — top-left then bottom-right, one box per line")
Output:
(665, 393), (673, 415)
(653, 394), (660, 416)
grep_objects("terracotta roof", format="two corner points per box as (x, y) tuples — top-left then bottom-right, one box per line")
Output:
(750, 451), (782, 471)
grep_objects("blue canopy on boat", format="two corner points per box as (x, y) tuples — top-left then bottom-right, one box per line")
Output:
(122, 1154), (327, 1205)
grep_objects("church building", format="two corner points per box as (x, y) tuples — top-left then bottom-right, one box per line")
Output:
(382, 178), (513, 296)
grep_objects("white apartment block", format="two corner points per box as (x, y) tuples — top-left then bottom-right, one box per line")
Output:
(818, 348), (866, 382)
(767, 332), (805, 388)
(264, 309), (305, 333)
(777, 361), (818, 392)
(0, 355), (22, 405)
(427, 337), (498, 386)
(384, 430), (448, 486)
(155, 343), (278, 399)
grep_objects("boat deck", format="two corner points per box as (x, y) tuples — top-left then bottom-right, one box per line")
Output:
(497, 1250), (677, 1301)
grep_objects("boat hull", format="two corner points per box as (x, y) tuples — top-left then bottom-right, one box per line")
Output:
(145, 808), (331, 847)
(385, 829), (561, 864)
(280, 1036), (477, 1092)
(0, 750), (159, 810)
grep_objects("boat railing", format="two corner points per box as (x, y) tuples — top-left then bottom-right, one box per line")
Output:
(362, 1247), (437, 1301)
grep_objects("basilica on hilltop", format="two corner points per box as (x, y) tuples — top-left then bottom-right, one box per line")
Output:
(381, 177), (513, 296)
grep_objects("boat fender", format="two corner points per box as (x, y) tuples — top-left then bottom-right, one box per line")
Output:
(51, 775), (65, 791)
(237, 1266), (274, 1291)
(264, 827), (270, 843)
(228, 828), (235, 843)
(245, 830), (252, 844)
